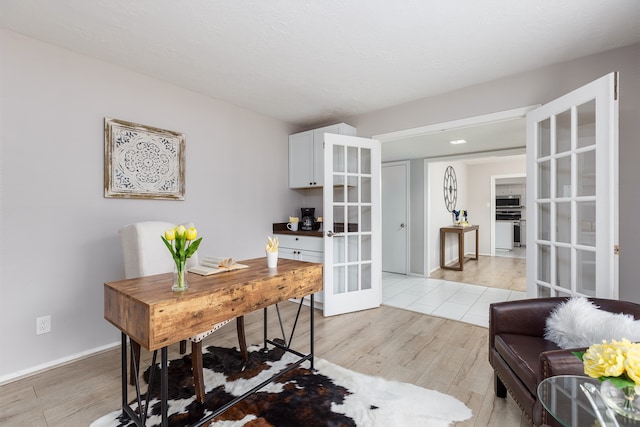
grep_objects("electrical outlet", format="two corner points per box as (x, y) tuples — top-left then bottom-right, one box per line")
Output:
(36, 315), (51, 335)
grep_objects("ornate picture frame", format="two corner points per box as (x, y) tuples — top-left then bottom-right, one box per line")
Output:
(104, 118), (185, 200)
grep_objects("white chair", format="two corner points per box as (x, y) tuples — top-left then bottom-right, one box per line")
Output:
(119, 221), (247, 403)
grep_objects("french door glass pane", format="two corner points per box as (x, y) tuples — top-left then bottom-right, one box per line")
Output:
(577, 201), (596, 246)
(360, 205), (371, 232)
(361, 176), (372, 203)
(538, 118), (551, 157)
(361, 263), (372, 290)
(360, 148), (371, 174)
(333, 205), (344, 229)
(538, 244), (551, 283)
(333, 145), (345, 173)
(538, 202), (551, 241)
(577, 100), (596, 149)
(347, 176), (358, 202)
(538, 160), (551, 199)
(347, 265), (358, 292)
(333, 175), (345, 202)
(347, 205), (358, 227)
(333, 235), (345, 263)
(333, 265), (345, 294)
(576, 250), (596, 296)
(556, 155), (571, 198)
(361, 235), (372, 261)
(556, 247), (571, 290)
(577, 249), (596, 296)
(577, 150), (596, 196)
(347, 146), (358, 173)
(556, 110), (572, 154)
(556, 202), (571, 244)
(347, 235), (358, 262)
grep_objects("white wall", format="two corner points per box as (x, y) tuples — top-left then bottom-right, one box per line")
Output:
(0, 30), (303, 381)
(349, 44), (640, 301)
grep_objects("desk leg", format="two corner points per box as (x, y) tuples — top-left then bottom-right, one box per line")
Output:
(263, 307), (268, 350)
(121, 332), (128, 417)
(310, 294), (314, 370)
(161, 347), (168, 427)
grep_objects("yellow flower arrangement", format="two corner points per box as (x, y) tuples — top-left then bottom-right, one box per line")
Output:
(575, 339), (640, 390)
(161, 225), (202, 291)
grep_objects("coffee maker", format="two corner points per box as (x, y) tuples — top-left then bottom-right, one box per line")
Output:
(300, 207), (316, 231)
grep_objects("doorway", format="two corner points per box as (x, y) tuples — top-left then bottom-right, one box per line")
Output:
(425, 158), (527, 293)
(493, 174), (526, 259)
(375, 107), (535, 294)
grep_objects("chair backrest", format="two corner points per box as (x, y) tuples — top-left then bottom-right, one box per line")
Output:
(119, 221), (199, 279)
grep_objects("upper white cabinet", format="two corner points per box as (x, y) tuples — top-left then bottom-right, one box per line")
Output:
(496, 184), (524, 197)
(288, 123), (356, 188)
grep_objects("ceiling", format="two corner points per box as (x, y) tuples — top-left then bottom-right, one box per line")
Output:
(378, 115), (528, 163)
(2, 0), (639, 130)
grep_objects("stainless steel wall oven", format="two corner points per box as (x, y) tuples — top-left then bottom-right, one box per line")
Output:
(496, 200), (523, 248)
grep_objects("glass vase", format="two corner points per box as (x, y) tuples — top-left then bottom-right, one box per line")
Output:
(600, 379), (640, 420)
(172, 261), (188, 292)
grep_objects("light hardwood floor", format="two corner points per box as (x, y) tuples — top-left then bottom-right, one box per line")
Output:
(430, 255), (526, 292)
(0, 300), (529, 426)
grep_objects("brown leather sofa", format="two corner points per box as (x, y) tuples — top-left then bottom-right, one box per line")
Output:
(489, 297), (640, 427)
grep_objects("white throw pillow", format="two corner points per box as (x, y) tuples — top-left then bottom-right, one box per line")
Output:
(544, 297), (640, 349)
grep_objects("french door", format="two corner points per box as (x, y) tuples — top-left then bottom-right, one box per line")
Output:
(526, 72), (618, 298)
(323, 134), (381, 316)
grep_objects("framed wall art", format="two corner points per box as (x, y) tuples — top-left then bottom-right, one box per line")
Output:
(104, 118), (185, 200)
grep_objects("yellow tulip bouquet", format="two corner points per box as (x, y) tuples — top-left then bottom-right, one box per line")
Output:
(161, 225), (202, 291)
(574, 339), (640, 413)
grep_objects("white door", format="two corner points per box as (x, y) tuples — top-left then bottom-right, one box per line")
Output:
(323, 133), (381, 317)
(526, 73), (618, 298)
(382, 161), (409, 273)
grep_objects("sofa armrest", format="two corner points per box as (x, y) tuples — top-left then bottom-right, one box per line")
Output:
(539, 348), (586, 380)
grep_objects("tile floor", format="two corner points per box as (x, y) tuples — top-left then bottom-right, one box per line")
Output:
(382, 272), (527, 328)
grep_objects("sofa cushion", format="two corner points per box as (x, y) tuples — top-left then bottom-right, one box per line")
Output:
(495, 334), (561, 395)
(545, 297), (640, 349)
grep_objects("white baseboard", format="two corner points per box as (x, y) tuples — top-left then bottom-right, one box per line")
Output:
(0, 341), (120, 386)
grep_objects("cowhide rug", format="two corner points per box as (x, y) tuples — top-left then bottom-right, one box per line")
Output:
(91, 342), (472, 427)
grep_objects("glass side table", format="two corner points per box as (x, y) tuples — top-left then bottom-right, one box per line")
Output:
(538, 375), (638, 427)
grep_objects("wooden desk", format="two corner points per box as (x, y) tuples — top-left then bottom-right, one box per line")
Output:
(440, 225), (479, 271)
(104, 257), (323, 427)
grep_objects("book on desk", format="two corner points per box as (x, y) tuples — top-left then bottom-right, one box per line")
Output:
(188, 256), (249, 276)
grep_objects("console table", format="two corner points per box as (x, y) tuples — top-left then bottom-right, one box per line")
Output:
(440, 225), (479, 271)
(104, 257), (323, 427)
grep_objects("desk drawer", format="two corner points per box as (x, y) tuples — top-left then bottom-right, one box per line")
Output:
(277, 235), (323, 252)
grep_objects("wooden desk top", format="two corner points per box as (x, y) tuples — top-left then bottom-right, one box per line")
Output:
(104, 257), (323, 351)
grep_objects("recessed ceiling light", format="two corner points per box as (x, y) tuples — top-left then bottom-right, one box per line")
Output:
(449, 139), (467, 145)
